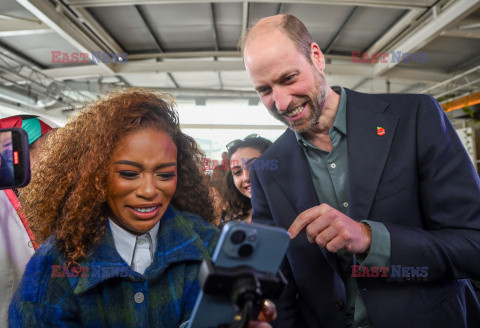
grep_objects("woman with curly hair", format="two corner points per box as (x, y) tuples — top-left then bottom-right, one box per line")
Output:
(8, 89), (222, 328)
(222, 135), (272, 224)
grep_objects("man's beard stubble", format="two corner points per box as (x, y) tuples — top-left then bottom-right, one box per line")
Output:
(269, 70), (328, 134)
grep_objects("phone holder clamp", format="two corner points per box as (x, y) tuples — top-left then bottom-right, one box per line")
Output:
(198, 259), (287, 328)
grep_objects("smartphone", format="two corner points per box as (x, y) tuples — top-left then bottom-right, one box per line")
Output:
(187, 221), (290, 328)
(0, 128), (30, 190)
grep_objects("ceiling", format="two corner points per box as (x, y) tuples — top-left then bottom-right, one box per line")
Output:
(0, 0), (480, 124)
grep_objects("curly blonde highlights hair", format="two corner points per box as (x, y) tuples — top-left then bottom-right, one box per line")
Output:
(19, 88), (214, 264)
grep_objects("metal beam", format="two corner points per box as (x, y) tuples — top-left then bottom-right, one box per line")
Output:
(0, 40), (46, 69)
(54, 83), (259, 100)
(447, 54), (480, 73)
(116, 60), (246, 73)
(400, 82), (425, 93)
(373, 0), (480, 76)
(133, 4), (179, 87)
(419, 64), (480, 94)
(433, 77), (480, 99)
(35, 58), (456, 85)
(66, 0), (433, 10)
(240, 1), (249, 41)
(126, 51), (353, 61)
(0, 98), (67, 124)
(209, 3), (223, 89)
(324, 6), (359, 54)
(441, 28), (480, 40)
(128, 51), (240, 60)
(68, 6), (125, 54)
(383, 67), (453, 84)
(15, 0), (115, 74)
(0, 19), (50, 37)
(276, 3), (285, 14)
(365, 8), (424, 54)
(39, 64), (113, 80)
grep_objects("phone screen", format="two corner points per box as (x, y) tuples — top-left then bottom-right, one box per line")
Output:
(0, 128), (30, 189)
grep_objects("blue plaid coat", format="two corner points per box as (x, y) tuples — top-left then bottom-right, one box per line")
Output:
(9, 205), (219, 328)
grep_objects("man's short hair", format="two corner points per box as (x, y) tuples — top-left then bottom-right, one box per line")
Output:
(240, 14), (314, 63)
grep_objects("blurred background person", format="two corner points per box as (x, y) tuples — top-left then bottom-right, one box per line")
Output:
(207, 176), (227, 226)
(0, 115), (56, 328)
(222, 134), (272, 223)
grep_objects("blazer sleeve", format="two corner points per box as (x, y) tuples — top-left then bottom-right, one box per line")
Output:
(385, 95), (480, 281)
(250, 168), (300, 327)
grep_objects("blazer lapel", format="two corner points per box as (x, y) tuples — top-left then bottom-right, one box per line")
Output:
(345, 89), (399, 220)
(271, 129), (319, 214)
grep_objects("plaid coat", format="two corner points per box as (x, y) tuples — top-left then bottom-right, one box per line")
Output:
(9, 205), (219, 328)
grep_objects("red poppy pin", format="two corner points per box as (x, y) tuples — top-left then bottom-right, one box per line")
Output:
(377, 127), (385, 136)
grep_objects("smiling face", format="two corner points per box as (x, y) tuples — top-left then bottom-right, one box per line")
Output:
(106, 127), (177, 234)
(244, 30), (328, 133)
(230, 147), (262, 199)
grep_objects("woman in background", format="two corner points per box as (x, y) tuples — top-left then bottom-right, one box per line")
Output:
(222, 135), (272, 223)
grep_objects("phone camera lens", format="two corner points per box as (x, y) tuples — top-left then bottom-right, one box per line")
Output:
(238, 244), (253, 258)
(230, 230), (246, 244)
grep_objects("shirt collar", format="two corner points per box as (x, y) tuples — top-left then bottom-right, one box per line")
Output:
(295, 85), (347, 148)
(73, 205), (215, 295)
(108, 217), (160, 268)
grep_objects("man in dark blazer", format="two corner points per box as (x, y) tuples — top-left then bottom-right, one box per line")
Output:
(241, 14), (480, 328)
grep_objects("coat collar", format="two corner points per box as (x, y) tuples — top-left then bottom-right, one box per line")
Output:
(73, 205), (211, 294)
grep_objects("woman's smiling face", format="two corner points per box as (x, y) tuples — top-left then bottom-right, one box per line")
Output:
(106, 127), (177, 234)
(230, 147), (262, 199)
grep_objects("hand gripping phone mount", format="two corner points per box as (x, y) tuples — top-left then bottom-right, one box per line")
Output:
(198, 259), (287, 328)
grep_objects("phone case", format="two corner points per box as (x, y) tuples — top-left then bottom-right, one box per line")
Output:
(187, 221), (290, 328)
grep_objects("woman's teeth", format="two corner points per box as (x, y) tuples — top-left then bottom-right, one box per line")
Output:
(134, 206), (156, 213)
(286, 105), (303, 117)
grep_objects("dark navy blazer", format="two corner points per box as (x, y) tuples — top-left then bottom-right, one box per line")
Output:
(251, 88), (480, 328)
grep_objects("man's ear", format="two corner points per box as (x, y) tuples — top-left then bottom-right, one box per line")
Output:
(310, 42), (325, 71)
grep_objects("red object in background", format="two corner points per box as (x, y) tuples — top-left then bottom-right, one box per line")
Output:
(377, 128), (386, 136)
(13, 151), (19, 164)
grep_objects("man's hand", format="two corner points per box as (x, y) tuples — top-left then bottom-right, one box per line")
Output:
(248, 299), (277, 328)
(288, 204), (372, 254)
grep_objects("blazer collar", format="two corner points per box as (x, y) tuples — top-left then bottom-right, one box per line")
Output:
(270, 128), (320, 215)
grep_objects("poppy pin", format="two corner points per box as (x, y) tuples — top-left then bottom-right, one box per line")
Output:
(377, 127), (386, 136)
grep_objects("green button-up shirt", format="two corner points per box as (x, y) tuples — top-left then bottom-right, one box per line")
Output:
(295, 86), (391, 328)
